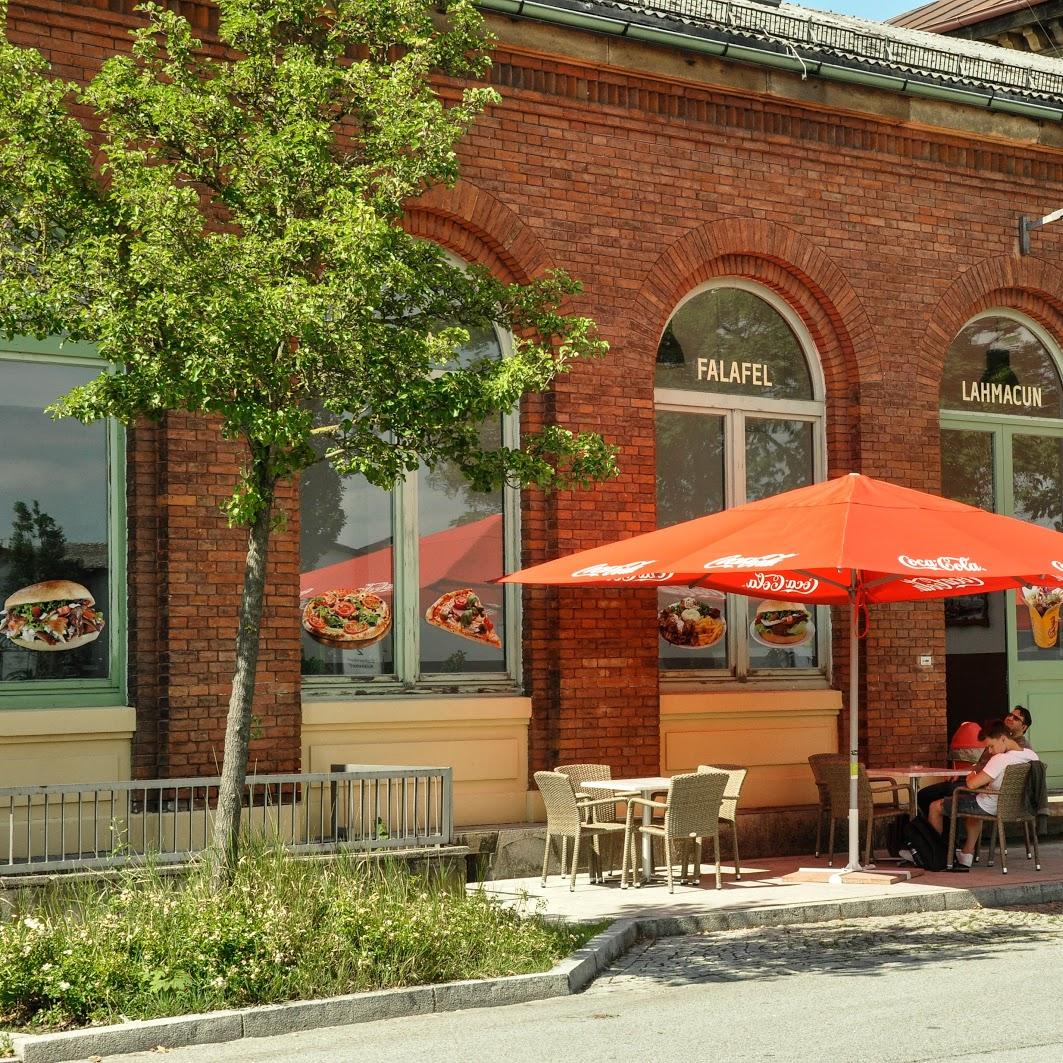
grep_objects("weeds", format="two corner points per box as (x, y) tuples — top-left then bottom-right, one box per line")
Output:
(0, 847), (595, 1031)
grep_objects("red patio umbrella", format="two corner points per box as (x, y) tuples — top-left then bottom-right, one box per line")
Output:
(500, 473), (1063, 873)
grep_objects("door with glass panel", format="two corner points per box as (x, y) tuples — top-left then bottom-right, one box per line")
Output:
(939, 312), (1063, 786)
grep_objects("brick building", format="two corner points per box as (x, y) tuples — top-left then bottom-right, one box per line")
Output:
(4, 0), (1063, 827)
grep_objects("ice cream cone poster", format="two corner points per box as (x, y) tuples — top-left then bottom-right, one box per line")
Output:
(1022, 586), (1063, 649)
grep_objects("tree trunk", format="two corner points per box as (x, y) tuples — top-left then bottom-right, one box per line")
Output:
(210, 492), (274, 891)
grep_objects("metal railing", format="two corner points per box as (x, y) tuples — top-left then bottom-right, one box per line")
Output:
(0, 765), (453, 876)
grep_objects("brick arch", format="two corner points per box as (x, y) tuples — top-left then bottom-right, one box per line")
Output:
(404, 182), (552, 284)
(923, 256), (1063, 377)
(631, 217), (876, 473)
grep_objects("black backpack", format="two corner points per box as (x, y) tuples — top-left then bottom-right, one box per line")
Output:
(902, 814), (948, 871)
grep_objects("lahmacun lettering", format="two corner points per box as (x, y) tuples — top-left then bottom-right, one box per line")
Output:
(703, 552), (798, 569)
(897, 555), (985, 572)
(901, 576), (985, 593)
(743, 572), (820, 594)
(571, 560), (656, 578)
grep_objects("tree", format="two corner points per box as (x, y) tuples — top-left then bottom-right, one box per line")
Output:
(0, 0), (617, 885)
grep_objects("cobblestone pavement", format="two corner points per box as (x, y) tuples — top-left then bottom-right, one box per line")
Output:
(586, 904), (1063, 993)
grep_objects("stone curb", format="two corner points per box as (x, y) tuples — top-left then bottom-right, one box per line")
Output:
(10, 879), (1063, 1062)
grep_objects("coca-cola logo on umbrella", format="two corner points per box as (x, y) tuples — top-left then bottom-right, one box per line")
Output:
(703, 552), (798, 569)
(901, 576), (985, 593)
(897, 555), (985, 572)
(571, 560), (657, 578)
(743, 572), (820, 595)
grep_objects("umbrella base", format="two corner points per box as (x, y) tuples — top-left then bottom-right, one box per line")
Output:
(786, 866), (923, 885)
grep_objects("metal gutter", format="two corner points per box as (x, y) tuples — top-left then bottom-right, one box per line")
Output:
(478, 0), (1063, 121)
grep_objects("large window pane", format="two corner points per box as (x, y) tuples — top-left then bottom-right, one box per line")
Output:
(1013, 433), (1063, 662)
(299, 467), (395, 678)
(745, 418), (813, 502)
(655, 288), (812, 400)
(0, 360), (110, 683)
(745, 418), (817, 670)
(655, 411), (725, 526)
(656, 410), (729, 670)
(418, 419), (505, 675)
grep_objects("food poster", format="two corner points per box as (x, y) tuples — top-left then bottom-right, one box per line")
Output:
(747, 598), (817, 668)
(658, 589), (728, 668)
(419, 514), (505, 673)
(299, 548), (395, 678)
(1016, 585), (1063, 660)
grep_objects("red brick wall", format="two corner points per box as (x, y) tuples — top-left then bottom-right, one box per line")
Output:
(445, 39), (1063, 772)
(15, 2), (1063, 780)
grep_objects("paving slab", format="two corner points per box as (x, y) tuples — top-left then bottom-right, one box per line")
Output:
(473, 839), (1063, 929)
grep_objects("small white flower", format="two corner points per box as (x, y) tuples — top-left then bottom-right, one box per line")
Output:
(211, 976), (225, 988)
(23, 916), (42, 931)
(40, 962), (53, 972)
(58, 980), (71, 991)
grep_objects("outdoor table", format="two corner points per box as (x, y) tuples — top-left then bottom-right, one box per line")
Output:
(869, 767), (968, 816)
(582, 776), (672, 884)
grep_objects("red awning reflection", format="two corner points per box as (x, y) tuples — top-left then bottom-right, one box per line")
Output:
(300, 513), (503, 603)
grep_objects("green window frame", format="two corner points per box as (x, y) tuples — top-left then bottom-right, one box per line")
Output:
(0, 336), (126, 709)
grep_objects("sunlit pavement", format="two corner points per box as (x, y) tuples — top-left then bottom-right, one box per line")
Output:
(473, 839), (1063, 924)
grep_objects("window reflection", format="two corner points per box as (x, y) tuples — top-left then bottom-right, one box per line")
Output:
(0, 360), (110, 684)
(299, 322), (509, 681)
(418, 418), (505, 675)
(745, 419), (813, 503)
(299, 468), (395, 678)
(940, 316), (1063, 418)
(655, 288), (812, 400)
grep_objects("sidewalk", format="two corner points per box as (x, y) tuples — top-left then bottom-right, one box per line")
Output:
(475, 839), (1063, 929)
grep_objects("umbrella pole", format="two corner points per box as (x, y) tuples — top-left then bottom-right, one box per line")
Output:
(846, 593), (862, 872)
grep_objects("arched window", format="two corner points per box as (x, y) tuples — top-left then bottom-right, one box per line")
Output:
(654, 283), (826, 678)
(299, 317), (519, 691)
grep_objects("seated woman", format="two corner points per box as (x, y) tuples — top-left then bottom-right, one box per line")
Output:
(927, 718), (1039, 868)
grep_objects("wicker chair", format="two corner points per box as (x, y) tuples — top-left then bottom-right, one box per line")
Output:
(808, 753), (848, 857)
(555, 764), (617, 819)
(945, 761), (1041, 874)
(697, 764), (748, 879)
(555, 763), (622, 878)
(620, 770), (728, 892)
(534, 771), (628, 890)
(821, 761), (912, 867)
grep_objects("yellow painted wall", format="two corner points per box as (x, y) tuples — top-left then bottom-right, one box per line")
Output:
(660, 689), (842, 807)
(0, 706), (135, 786)
(301, 697), (532, 828)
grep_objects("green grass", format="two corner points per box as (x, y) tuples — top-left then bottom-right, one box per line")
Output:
(0, 847), (599, 1031)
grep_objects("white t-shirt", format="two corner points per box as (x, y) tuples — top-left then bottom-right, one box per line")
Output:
(975, 748), (1039, 815)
